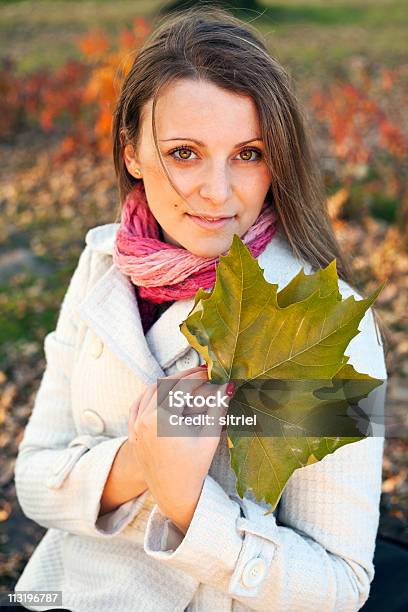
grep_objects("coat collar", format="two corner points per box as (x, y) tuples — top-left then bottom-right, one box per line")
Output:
(77, 223), (199, 384)
(77, 223), (312, 384)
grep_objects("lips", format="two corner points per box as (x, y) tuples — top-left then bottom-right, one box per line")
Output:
(186, 213), (235, 230)
(194, 215), (231, 221)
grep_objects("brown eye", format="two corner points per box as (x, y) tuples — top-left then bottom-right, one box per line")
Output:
(240, 150), (252, 161)
(178, 148), (192, 159)
(239, 148), (261, 161)
(170, 146), (196, 162)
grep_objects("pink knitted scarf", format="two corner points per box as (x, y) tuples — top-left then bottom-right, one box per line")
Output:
(113, 181), (278, 332)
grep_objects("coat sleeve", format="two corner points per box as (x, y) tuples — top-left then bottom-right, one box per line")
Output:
(143, 295), (388, 612)
(14, 244), (149, 539)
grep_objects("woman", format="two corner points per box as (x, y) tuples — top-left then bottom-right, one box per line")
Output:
(13, 6), (388, 611)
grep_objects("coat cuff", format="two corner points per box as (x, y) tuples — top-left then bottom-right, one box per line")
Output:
(94, 489), (150, 535)
(143, 474), (281, 598)
(80, 435), (149, 537)
(44, 434), (148, 537)
(144, 474), (242, 581)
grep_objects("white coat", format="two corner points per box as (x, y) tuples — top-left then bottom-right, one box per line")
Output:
(14, 222), (388, 612)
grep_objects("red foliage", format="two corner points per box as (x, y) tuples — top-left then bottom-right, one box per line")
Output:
(310, 62), (408, 239)
(1, 23), (406, 240)
(311, 70), (408, 167)
(0, 17), (151, 160)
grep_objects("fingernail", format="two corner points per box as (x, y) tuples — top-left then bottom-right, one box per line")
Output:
(199, 364), (208, 369)
(226, 382), (235, 396)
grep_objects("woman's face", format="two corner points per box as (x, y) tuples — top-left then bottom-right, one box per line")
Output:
(123, 78), (272, 258)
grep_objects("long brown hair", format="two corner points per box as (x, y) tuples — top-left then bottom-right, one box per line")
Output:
(111, 4), (390, 358)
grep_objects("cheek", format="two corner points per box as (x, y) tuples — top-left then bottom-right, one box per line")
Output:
(240, 196), (265, 224)
(142, 183), (176, 223)
(241, 167), (270, 194)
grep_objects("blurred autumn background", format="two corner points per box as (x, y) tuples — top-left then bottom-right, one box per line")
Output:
(0, 0), (407, 593)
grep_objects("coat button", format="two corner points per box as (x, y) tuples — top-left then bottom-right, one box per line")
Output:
(175, 349), (201, 371)
(240, 557), (266, 588)
(90, 337), (104, 359)
(82, 409), (105, 435)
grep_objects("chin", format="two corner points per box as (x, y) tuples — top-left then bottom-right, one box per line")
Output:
(185, 238), (233, 259)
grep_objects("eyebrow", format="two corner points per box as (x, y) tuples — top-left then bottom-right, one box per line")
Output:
(159, 137), (263, 147)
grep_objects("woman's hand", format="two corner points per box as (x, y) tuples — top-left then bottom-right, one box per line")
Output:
(125, 395), (150, 492)
(129, 365), (233, 534)
(98, 384), (153, 517)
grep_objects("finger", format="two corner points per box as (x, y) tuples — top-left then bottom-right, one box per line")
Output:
(178, 364), (208, 378)
(128, 384), (155, 430)
(181, 382), (225, 417)
(198, 381), (233, 438)
(158, 370), (209, 416)
(180, 379), (230, 416)
(161, 374), (230, 422)
(170, 369), (211, 398)
(156, 367), (207, 408)
(165, 365), (208, 380)
(128, 399), (141, 430)
(170, 380), (232, 438)
(135, 383), (158, 423)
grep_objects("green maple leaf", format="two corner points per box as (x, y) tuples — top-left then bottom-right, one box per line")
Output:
(180, 235), (386, 513)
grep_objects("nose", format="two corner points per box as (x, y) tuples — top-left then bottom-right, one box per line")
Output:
(199, 161), (232, 207)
